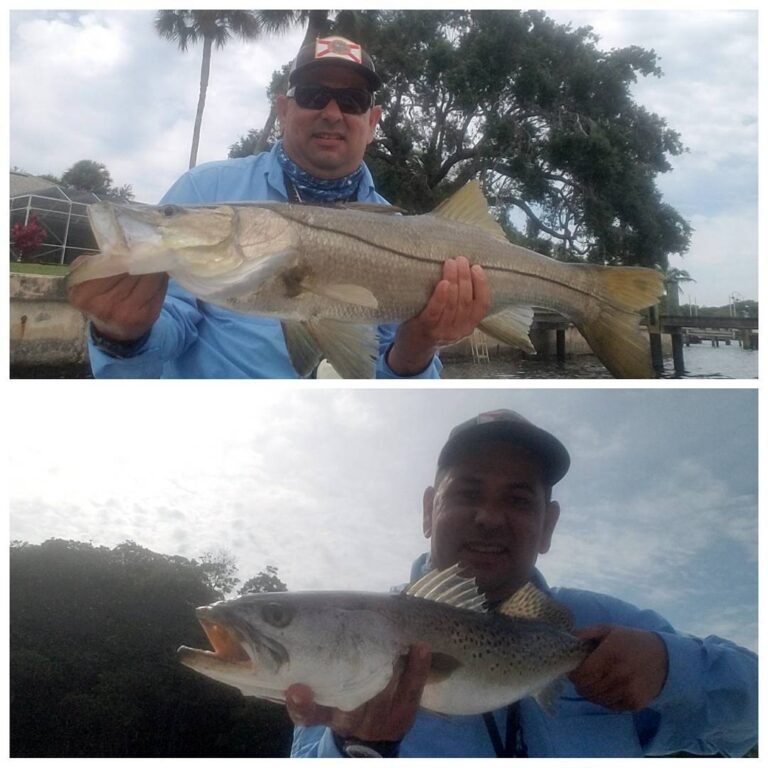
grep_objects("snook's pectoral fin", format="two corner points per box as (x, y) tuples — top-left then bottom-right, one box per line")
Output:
(283, 321), (378, 379)
(282, 321), (324, 377)
(308, 321), (378, 379)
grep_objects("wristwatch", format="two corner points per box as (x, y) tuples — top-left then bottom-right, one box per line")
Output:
(89, 323), (150, 358)
(332, 732), (401, 758)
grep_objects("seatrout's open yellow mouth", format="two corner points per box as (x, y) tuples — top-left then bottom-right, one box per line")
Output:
(178, 619), (251, 668)
(199, 619), (251, 663)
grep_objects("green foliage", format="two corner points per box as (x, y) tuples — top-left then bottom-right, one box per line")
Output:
(61, 160), (113, 196)
(154, 10), (262, 52)
(196, 548), (240, 598)
(10, 262), (70, 276)
(228, 129), (266, 158)
(692, 300), (758, 318)
(58, 160), (134, 200)
(10, 539), (293, 757)
(239, 565), (288, 595)
(327, 10), (690, 268)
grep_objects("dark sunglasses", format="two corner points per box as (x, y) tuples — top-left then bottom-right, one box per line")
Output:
(287, 84), (374, 115)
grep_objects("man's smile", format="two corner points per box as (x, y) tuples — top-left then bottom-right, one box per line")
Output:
(311, 131), (346, 142)
(462, 541), (508, 555)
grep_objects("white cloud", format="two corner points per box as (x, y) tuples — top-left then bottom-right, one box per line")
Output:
(16, 14), (128, 71)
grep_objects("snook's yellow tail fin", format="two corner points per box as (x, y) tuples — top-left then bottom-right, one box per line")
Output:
(575, 265), (664, 379)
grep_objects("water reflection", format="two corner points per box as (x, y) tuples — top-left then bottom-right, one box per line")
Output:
(9, 344), (757, 380)
(442, 345), (757, 380)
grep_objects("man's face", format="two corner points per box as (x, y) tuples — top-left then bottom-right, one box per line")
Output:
(423, 442), (560, 602)
(276, 65), (382, 179)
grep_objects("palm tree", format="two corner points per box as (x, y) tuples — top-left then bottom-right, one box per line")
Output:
(664, 267), (696, 285)
(155, 11), (262, 169)
(662, 267), (696, 314)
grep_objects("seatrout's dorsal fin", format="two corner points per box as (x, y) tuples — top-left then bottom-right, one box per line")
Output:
(430, 181), (508, 241)
(498, 582), (574, 631)
(405, 564), (487, 612)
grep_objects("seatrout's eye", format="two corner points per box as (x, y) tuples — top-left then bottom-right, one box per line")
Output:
(261, 602), (293, 628)
(162, 205), (179, 217)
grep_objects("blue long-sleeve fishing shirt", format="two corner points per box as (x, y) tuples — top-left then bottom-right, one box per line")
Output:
(87, 143), (441, 379)
(291, 553), (757, 758)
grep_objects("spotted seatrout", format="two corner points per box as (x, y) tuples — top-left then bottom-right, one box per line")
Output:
(177, 564), (593, 716)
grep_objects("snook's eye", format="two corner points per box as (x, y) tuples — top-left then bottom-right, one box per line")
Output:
(261, 602), (293, 628)
(162, 204), (180, 217)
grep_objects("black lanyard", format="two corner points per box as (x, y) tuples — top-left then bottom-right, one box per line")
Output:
(483, 703), (528, 757)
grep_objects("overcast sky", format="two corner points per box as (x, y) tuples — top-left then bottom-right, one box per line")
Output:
(9, 386), (757, 653)
(7, 8), (758, 306)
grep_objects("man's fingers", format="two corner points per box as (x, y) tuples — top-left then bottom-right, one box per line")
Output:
(397, 643), (432, 703)
(454, 256), (474, 314)
(286, 683), (334, 727)
(68, 273), (130, 304)
(69, 272), (169, 342)
(439, 258), (459, 326)
(568, 626), (614, 688)
(470, 264), (491, 322)
(127, 273), (169, 312)
(421, 279), (450, 325)
(569, 626), (668, 712)
(386, 644), (431, 734)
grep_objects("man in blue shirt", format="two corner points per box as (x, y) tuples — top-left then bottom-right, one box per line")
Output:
(287, 410), (757, 757)
(68, 36), (490, 378)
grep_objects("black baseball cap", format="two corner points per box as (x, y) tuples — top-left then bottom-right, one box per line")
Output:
(437, 409), (571, 486)
(288, 35), (382, 92)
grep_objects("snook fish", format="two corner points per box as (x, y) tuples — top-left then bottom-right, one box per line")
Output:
(69, 182), (664, 378)
(177, 564), (593, 716)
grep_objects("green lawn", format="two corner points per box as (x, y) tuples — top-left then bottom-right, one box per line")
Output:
(10, 262), (69, 277)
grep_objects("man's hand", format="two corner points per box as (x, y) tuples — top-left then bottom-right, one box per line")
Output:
(387, 257), (490, 375)
(569, 625), (669, 711)
(68, 272), (169, 342)
(285, 643), (431, 742)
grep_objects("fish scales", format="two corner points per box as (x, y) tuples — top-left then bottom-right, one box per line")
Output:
(276, 203), (595, 319)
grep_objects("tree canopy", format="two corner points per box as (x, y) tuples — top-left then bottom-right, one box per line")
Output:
(240, 565), (288, 595)
(10, 539), (292, 757)
(240, 10), (691, 269)
(60, 159), (134, 201)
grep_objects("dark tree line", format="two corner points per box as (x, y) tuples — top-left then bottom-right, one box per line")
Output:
(10, 539), (293, 757)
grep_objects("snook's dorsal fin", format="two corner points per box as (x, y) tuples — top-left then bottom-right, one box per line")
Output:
(430, 181), (508, 241)
(498, 582), (574, 631)
(405, 563), (487, 613)
(332, 202), (405, 215)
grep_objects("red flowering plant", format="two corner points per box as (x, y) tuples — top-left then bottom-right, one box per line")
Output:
(11, 215), (46, 260)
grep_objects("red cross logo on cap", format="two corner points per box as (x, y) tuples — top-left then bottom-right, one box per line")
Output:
(315, 36), (363, 64)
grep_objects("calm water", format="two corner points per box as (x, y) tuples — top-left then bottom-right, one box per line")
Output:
(442, 344), (758, 380)
(10, 343), (758, 380)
